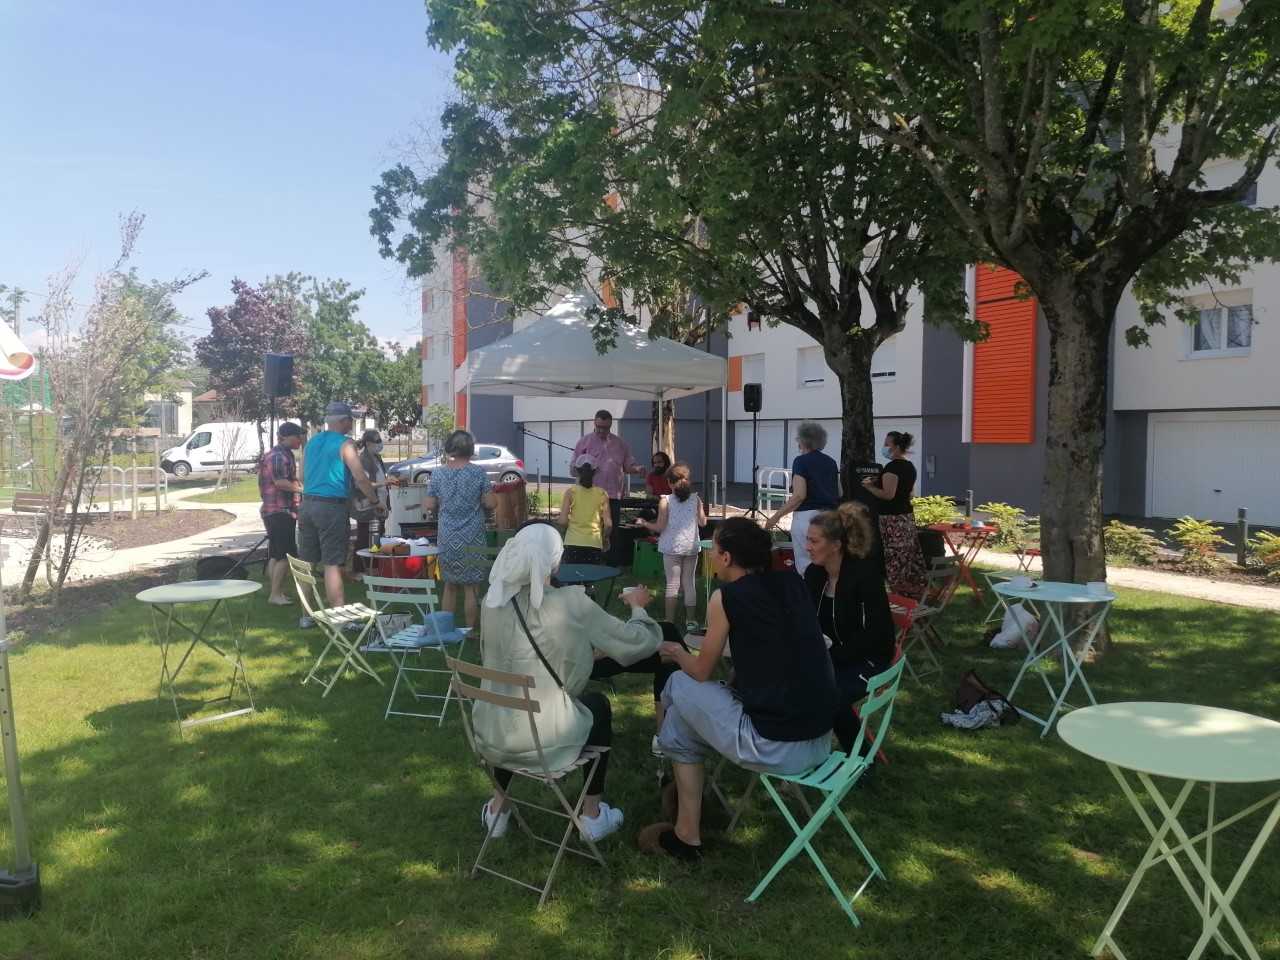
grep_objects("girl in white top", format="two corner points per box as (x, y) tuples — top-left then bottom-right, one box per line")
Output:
(637, 462), (707, 628)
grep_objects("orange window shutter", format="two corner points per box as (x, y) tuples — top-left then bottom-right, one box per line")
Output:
(455, 391), (467, 429)
(727, 355), (743, 392)
(452, 248), (468, 369)
(601, 277), (620, 309)
(972, 266), (1037, 444)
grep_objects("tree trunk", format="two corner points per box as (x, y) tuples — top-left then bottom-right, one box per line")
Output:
(823, 336), (878, 495)
(650, 399), (676, 458)
(1039, 286), (1113, 652)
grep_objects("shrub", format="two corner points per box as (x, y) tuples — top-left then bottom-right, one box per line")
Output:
(1169, 516), (1229, 573)
(976, 501), (1028, 549)
(912, 495), (961, 526)
(1103, 520), (1163, 566)
(1248, 530), (1280, 578)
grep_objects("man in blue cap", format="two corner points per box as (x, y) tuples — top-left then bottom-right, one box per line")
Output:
(297, 401), (383, 608)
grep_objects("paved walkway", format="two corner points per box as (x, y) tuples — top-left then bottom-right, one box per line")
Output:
(1, 484), (266, 585)
(976, 548), (1280, 613)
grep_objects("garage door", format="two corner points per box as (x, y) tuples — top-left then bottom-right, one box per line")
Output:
(1149, 413), (1280, 525)
(734, 420), (785, 484)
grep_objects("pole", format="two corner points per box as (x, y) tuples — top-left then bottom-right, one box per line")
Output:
(130, 438), (138, 520)
(1237, 507), (1249, 568)
(702, 331), (712, 505)
(966, 489), (974, 519)
(0, 554), (42, 916)
(720, 378), (727, 518)
(24, 378), (34, 492)
(153, 437), (161, 514)
(270, 394), (277, 450)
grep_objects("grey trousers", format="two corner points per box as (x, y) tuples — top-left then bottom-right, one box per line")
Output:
(657, 672), (831, 774)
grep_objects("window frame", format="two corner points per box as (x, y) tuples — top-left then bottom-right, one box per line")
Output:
(1187, 302), (1253, 359)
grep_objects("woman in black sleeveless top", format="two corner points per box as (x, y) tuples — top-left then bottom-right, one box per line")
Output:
(640, 518), (836, 862)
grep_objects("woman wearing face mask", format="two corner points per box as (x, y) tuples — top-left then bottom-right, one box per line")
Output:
(860, 431), (927, 599)
(352, 429), (399, 572)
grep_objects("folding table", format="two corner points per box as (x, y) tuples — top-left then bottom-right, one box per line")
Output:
(136, 579), (260, 733)
(1059, 702), (1280, 960)
(927, 523), (995, 603)
(553, 563), (621, 609)
(993, 580), (1114, 737)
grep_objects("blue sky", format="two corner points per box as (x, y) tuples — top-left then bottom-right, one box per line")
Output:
(0, 0), (453, 347)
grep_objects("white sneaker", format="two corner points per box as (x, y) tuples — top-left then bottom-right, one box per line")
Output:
(480, 800), (510, 839)
(579, 802), (624, 842)
(651, 734), (664, 758)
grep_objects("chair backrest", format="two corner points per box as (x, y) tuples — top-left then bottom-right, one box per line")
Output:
(926, 557), (962, 607)
(887, 594), (917, 663)
(287, 554), (323, 616)
(364, 575), (443, 643)
(847, 658), (906, 764)
(445, 655), (553, 776)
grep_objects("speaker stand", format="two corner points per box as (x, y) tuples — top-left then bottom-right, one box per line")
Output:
(742, 409), (765, 521)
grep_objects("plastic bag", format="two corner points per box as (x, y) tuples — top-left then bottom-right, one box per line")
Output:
(990, 602), (1038, 650)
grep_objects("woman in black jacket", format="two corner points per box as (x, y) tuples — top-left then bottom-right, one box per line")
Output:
(802, 502), (896, 754)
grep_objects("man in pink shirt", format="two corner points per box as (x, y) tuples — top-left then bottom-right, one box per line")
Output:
(571, 410), (646, 557)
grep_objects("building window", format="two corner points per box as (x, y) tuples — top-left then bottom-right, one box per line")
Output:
(796, 346), (827, 389)
(741, 353), (765, 387)
(143, 401), (179, 435)
(1191, 303), (1252, 356)
(872, 336), (897, 382)
(423, 335), (432, 359)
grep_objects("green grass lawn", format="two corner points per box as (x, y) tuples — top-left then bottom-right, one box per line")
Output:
(184, 475), (260, 503)
(0, 568), (1277, 959)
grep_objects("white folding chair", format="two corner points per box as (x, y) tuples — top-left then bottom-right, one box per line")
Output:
(363, 574), (468, 723)
(287, 555), (382, 696)
(447, 656), (609, 908)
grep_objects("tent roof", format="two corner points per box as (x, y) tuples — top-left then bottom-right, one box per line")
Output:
(458, 295), (725, 401)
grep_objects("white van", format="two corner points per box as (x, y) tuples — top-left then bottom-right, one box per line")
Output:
(161, 422), (271, 478)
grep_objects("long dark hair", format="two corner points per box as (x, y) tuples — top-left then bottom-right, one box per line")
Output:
(714, 517), (772, 573)
(650, 451), (671, 475)
(669, 461), (693, 502)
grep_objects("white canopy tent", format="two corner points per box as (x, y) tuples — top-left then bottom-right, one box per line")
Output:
(457, 294), (728, 511)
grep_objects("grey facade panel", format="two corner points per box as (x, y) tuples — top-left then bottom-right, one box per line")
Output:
(1104, 410), (1148, 516)
(920, 414), (969, 498)
(921, 320), (967, 417)
(464, 284), (517, 451)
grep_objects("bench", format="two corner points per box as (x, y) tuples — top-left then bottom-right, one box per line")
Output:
(12, 492), (48, 514)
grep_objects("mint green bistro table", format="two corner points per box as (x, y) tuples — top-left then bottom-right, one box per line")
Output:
(994, 580), (1115, 737)
(136, 579), (260, 734)
(1059, 702), (1280, 960)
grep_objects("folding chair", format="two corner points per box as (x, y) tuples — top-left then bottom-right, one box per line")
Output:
(363, 575), (468, 723)
(747, 658), (906, 926)
(287, 555), (382, 696)
(981, 569), (1041, 625)
(1013, 517), (1042, 573)
(446, 656), (609, 907)
(889, 593), (941, 682)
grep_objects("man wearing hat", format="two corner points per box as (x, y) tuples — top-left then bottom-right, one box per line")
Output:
(298, 402), (384, 608)
(259, 421), (306, 605)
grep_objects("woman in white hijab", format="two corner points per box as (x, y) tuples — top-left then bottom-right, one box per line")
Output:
(474, 521), (660, 842)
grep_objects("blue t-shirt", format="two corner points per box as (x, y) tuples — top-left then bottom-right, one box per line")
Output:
(792, 449), (839, 512)
(302, 431), (351, 498)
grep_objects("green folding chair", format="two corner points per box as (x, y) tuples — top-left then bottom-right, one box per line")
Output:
(746, 657), (906, 926)
(363, 575), (469, 723)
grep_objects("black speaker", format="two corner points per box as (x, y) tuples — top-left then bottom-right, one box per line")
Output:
(743, 382), (762, 413)
(264, 353), (294, 397)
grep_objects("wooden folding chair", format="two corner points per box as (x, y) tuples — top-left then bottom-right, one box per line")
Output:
(363, 575), (468, 723)
(747, 659), (907, 926)
(287, 555), (382, 696)
(447, 656), (609, 908)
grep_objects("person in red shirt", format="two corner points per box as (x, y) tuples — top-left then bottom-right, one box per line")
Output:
(646, 451), (673, 496)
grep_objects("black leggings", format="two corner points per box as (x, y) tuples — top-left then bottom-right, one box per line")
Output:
(494, 691), (613, 796)
(590, 621), (683, 702)
(832, 658), (886, 755)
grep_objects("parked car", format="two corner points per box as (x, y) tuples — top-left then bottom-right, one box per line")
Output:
(161, 422), (270, 478)
(387, 444), (525, 485)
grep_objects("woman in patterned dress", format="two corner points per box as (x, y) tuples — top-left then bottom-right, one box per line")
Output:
(425, 430), (496, 629)
(860, 430), (928, 599)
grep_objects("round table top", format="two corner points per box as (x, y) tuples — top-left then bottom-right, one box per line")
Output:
(555, 563), (621, 585)
(137, 579), (262, 605)
(994, 580), (1116, 604)
(1059, 702), (1280, 784)
(356, 546), (439, 558)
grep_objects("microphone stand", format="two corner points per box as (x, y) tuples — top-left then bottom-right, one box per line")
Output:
(519, 427), (577, 519)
